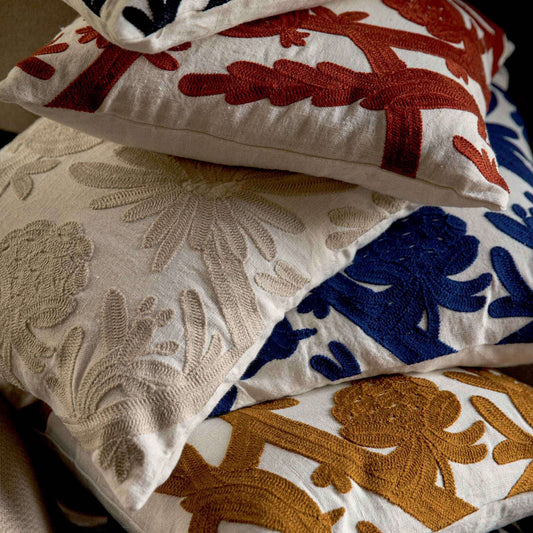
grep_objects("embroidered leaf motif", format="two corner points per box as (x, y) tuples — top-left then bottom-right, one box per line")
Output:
(310, 341), (361, 381)
(357, 522), (383, 533)
(210, 317), (317, 416)
(0, 221), (93, 381)
(488, 247), (533, 344)
(16, 34), (68, 80)
(157, 439), (344, 533)
(46, 27), (190, 113)
(327, 192), (407, 250)
(299, 207), (492, 364)
(486, 192), (533, 249)
(0, 120), (102, 200)
(453, 136), (509, 192)
(445, 369), (533, 497)
(487, 92), (533, 188)
(255, 261), (310, 297)
(168, 376), (485, 531)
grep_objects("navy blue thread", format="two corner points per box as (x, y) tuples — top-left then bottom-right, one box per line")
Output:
(486, 192), (533, 249)
(82, 0), (107, 15)
(123, 0), (182, 36)
(489, 247), (533, 344)
(298, 207), (492, 364)
(310, 341), (361, 381)
(487, 89), (533, 187)
(209, 318), (316, 416)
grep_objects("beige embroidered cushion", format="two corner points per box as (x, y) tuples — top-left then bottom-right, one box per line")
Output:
(0, 117), (414, 510)
(44, 368), (533, 532)
(0, 0), (514, 209)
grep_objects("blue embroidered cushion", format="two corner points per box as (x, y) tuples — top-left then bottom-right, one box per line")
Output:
(214, 81), (533, 415)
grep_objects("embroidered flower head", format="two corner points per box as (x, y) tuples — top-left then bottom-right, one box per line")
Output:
(332, 375), (487, 492)
(0, 220), (93, 377)
(70, 147), (352, 272)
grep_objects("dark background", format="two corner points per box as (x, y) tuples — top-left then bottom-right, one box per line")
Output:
(468, 0), (531, 142)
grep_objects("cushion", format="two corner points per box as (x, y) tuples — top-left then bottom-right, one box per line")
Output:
(43, 367), (533, 532)
(60, 0), (325, 53)
(210, 78), (533, 416)
(0, 116), (414, 510)
(0, 0), (514, 209)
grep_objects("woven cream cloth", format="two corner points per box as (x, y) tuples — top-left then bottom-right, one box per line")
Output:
(0, 396), (53, 533)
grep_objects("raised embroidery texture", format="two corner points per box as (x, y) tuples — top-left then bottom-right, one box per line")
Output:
(0, 120), (102, 200)
(159, 375), (486, 531)
(445, 369), (533, 497)
(47, 287), (229, 484)
(46, 27), (190, 113)
(0, 221), (93, 383)
(181, 3), (504, 183)
(255, 260), (310, 297)
(298, 207), (492, 364)
(327, 192), (407, 250)
(70, 147), (350, 349)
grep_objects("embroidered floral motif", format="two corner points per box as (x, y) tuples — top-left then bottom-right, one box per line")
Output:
(0, 221), (93, 383)
(70, 147), (350, 348)
(453, 136), (509, 192)
(47, 287), (230, 484)
(298, 207), (492, 364)
(255, 260), (310, 297)
(488, 247), (533, 344)
(210, 317), (317, 416)
(310, 341), (361, 381)
(123, 0), (184, 37)
(486, 191), (533, 249)
(16, 34), (69, 80)
(46, 27), (190, 113)
(326, 193), (407, 250)
(0, 120), (102, 200)
(180, 3), (503, 181)
(445, 369), (533, 497)
(161, 376), (486, 530)
(157, 412), (345, 532)
(487, 90), (533, 188)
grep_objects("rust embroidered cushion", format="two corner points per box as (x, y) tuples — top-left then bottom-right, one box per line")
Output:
(210, 79), (533, 415)
(43, 368), (533, 532)
(0, 117), (415, 510)
(0, 0), (514, 209)
(59, 0), (326, 53)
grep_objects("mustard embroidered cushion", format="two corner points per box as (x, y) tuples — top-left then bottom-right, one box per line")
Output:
(0, 117), (415, 510)
(0, 0), (514, 209)
(59, 0), (325, 53)
(212, 79), (533, 415)
(44, 368), (533, 532)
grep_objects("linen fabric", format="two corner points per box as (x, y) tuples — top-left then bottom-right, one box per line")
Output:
(0, 117), (415, 510)
(60, 0), (326, 53)
(43, 367), (533, 532)
(212, 79), (533, 416)
(0, 0), (514, 209)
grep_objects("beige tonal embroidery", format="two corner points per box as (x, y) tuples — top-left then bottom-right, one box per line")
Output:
(446, 369), (533, 498)
(0, 220), (92, 385)
(70, 147), (350, 348)
(157, 398), (345, 533)
(47, 288), (234, 484)
(158, 376), (486, 531)
(326, 193), (407, 250)
(0, 119), (101, 199)
(255, 260), (310, 297)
